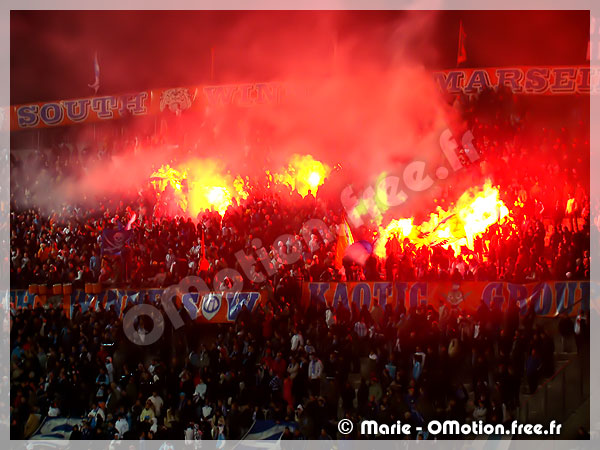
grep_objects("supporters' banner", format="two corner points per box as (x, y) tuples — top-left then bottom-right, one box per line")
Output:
(30, 417), (83, 440)
(302, 280), (590, 317)
(10, 288), (261, 324)
(178, 291), (261, 323)
(101, 229), (133, 255)
(200, 82), (289, 107)
(11, 66), (591, 130)
(432, 65), (592, 96)
(12, 91), (151, 130)
(10, 290), (44, 310)
(11, 82), (288, 130)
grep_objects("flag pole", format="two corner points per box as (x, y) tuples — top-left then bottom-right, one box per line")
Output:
(210, 47), (215, 82)
(457, 20), (461, 68)
(331, 32), (338, 74)
(456, 20), (467, 68)
(200, 227), (209, 272)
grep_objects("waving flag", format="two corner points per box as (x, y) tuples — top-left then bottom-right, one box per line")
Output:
(199, 228), (209, 272)
(243, 420), (297, 440)
(344, 240), (373, 266)
(101, 229), (133, 256)
(587, 40), (590, 61)
(88, 52), (100, 94)
(126, 212), (137, 230)
(457, 20), (467, 66)
(334, 218), (354, 268)
(30, 417), (83, 440)
(216, 433), (226, 449)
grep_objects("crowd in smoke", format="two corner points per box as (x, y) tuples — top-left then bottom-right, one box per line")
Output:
(9, 9), (592, 442)
(9, 90), (590, 291)
(10, 10), (461, 221)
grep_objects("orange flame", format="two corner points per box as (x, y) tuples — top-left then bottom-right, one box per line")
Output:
(566, 197), (576, 214)
(374, 181), (510, 258)
(233, 175), (250, 201)
(150, 164), (188, 212)
(150, 154), (329, 217)
(272, 154), (330, 197)
(151, 160), (247, 217)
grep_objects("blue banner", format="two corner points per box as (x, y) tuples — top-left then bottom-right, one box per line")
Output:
(10, 288), (262, 323)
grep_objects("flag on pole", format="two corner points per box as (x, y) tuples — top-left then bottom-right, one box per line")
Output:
(457, 20), (467, 66)
(587, 40), (591, 61)
(101, 229), (133, 256)
(334, 218), (354, 268)
(332, 32), (339, 69)
(88, 52), (100, 94)
(199, 228), (209, 272)
(210, 47), (215, 81)
(126, 212), (137, 230)
(590, 16), (596, 61)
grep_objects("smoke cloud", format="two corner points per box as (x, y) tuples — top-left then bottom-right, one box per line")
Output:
(12, 11), (464, 222)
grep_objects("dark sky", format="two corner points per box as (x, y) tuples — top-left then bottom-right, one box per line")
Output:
(11, 10), (589, 104)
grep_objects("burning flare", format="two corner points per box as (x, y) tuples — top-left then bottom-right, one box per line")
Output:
(149, 154), (330, 218)
(272, 154), (330, 197)
(374, 181), (510, 257)
(150, 164), (188, 212)
(150, 160), (244, 217)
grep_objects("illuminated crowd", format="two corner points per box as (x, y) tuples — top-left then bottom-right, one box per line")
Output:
(9, 164), (590, 292)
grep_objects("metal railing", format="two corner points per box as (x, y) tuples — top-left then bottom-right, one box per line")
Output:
(518, 354), (588, 427)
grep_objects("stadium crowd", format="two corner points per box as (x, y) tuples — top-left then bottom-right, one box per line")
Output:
(9, 129), (590, 291)
(9, 87), (590, 440)
(9, 273), (591, 440)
